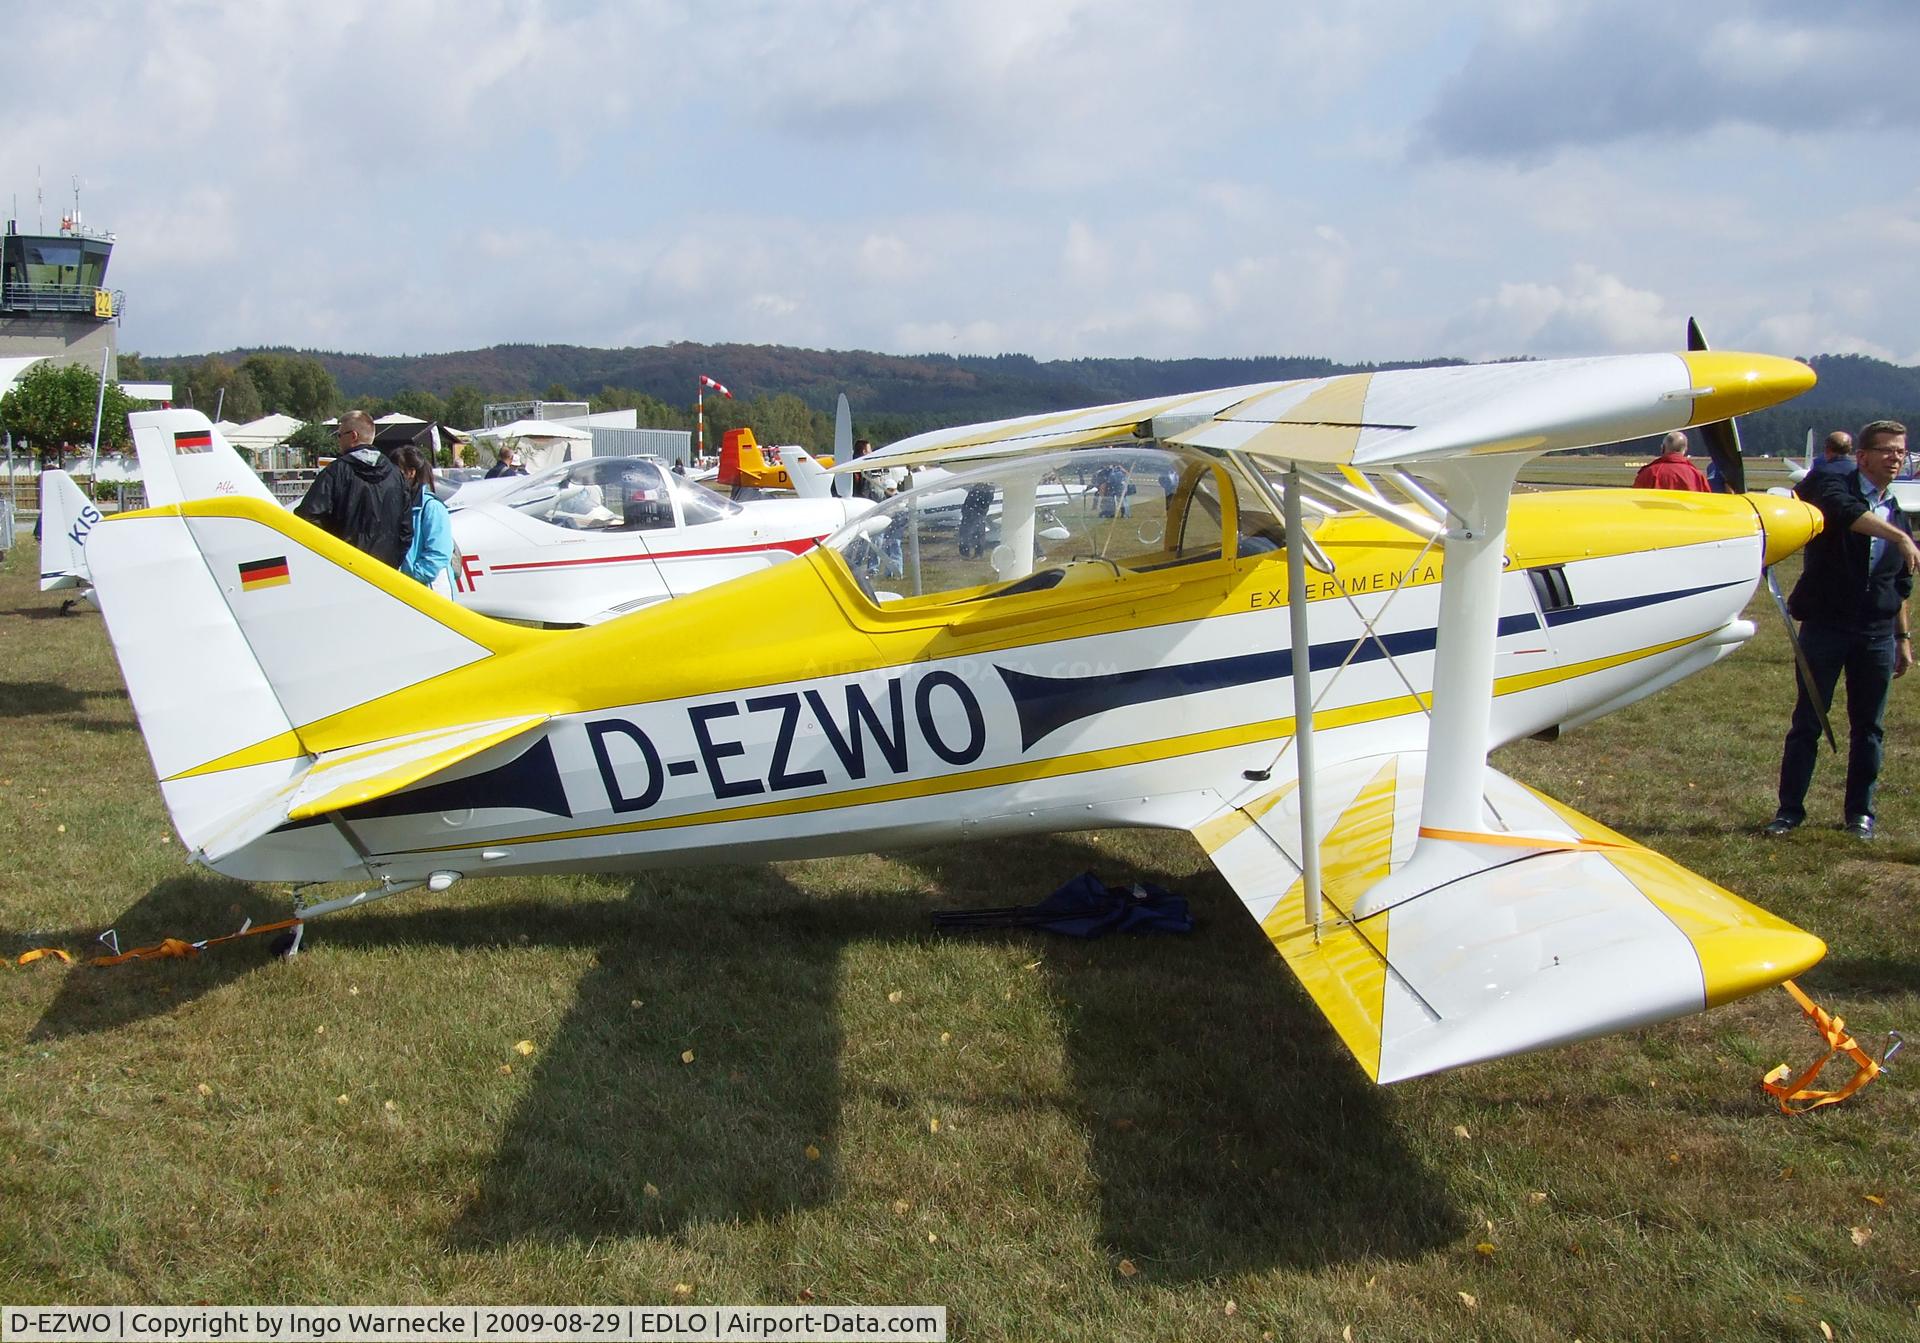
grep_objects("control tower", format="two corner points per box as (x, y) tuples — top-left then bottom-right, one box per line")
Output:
(1, 199), (122, 379)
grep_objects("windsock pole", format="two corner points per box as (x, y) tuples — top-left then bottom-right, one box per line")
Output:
(696, 374), (733, 463)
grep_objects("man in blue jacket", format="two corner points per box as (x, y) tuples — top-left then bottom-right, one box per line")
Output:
(1764, 420), (1917, 838)
(1809, 430), (1854, 477)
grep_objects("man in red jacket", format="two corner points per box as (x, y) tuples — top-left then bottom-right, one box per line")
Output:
(1632, 430), (1711, 491)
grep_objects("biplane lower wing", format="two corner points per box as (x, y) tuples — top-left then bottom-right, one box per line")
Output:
(1194, 753), (1825, 1083)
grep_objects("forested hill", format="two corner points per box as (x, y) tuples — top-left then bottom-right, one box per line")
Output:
(136, 341), (1920, 459)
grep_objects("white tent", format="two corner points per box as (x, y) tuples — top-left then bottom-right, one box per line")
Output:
(474, 418), (593, 471)
(225, 412), (305, 451)
(224, 413), (307, 470)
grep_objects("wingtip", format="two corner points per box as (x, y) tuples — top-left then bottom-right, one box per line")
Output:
(1697, 926), (1828, 1009)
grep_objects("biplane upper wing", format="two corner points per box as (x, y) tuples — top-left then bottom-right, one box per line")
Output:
(1193, 752), (1824, 1083)
(849, 351), (1812, 471)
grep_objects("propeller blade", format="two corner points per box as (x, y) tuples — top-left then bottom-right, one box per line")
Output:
(832, 393), (853, 498)
(1688, 317), (1747, 493)
(1765, 565), (1838, 753)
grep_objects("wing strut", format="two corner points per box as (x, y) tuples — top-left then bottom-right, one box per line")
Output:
(1351, 454), (1527, 918)
(1282, 465), (1323, 935)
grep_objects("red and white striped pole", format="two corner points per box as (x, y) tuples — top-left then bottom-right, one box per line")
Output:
(698, 374), (732, 461)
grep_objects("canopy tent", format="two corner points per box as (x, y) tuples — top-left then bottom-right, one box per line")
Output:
(220, 412), (308, 470)
(473, 418), (593, 471)
(224, 413), (306, 453)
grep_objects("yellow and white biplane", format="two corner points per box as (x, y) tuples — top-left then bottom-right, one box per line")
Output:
(86, 349), (1826, 1083)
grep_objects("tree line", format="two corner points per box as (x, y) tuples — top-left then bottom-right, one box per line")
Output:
(9, 340), (1910, 468)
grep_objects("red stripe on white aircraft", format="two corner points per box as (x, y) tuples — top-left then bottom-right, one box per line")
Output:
(487, 535), (823, 573)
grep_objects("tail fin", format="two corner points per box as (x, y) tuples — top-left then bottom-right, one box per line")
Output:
(87, 496), (542, 863)
(130, 408), (280, 507)
(718, 427), (751, 487)
(37, 470), (102, 591)
(777, 444), (833, 499)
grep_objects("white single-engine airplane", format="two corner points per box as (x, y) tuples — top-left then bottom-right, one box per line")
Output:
(89, 349), (1825, 1084)
(440, 452), (870, 626)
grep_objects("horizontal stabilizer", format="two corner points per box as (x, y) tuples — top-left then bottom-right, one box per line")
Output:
(190, 715), (552, 864)
(286, 715), (551, 820)
(1194, 753), (1824, 1083)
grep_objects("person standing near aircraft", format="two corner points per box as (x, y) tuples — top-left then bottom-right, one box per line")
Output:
(1632, 430), (1711, 491)
(1811, 430), (1854, 477)
(295, 409), (412, 566)
(393, 445), (454, 595)
(485, 446), (527, 479)
(850, 438), (896, 503)
(1765, 420), (1918, 839)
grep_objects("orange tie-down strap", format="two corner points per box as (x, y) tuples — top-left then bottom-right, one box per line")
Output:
(13, 919), (303, 969)
(1762, 980), (1886, 1115)
(1418, 826), (1628, 853)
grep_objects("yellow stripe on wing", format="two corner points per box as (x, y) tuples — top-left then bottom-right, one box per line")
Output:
(1525, 787), (1825, 1008)
(1256, 755), (1399, 1079)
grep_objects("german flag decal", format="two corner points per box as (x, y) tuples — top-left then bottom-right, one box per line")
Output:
(238, 556), (290, 591)
(173, 429), (214, 454)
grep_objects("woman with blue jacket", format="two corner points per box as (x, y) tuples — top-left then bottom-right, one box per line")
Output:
(393, 445), (455, 596)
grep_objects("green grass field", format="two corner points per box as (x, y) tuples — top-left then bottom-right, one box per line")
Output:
(1, 524), (1914, 1342)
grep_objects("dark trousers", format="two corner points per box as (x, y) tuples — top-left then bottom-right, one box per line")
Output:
(1776, 619), (1897, 822)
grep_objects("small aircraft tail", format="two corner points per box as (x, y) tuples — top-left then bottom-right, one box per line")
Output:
(717, 427), (758, 488)
(87, 495), (543, 866)
(129, 409), (281, 508)
(776, 444), (834, 499)
(37, 469), (103, 591)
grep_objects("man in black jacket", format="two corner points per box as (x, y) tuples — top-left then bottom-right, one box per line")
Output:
(1765, 420), (1917, 838)
(295, 409), (413, 567)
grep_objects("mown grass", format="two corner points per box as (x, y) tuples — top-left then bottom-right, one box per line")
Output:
(0, 531), (1914, 1342)
(1516, 455), (1803, 491)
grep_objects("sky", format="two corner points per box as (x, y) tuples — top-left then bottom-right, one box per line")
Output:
(5, 0), (1917, 365)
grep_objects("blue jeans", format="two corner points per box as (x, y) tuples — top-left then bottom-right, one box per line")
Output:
(1776, 620), (1896, 822)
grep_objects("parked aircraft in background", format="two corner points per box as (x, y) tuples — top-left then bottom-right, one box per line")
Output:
(713, 427), (836, 496)
(87, 348), (1825, 1085)
(443, 453), (872, 626)
(36, 469), (104, 611)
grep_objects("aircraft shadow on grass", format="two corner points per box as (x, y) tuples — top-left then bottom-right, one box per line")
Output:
(892, 834), (1461, 1277)
(4, 602), (102, 622)
(0, 678), (126, 719)
(16, 875), (289, 1040)
(21, 834), (1459, 1277)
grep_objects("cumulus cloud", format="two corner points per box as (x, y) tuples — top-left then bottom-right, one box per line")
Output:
(1441, 264), (1676, 358)
(0, 2), (1910, 365)
(1415, 2), (1920, 163)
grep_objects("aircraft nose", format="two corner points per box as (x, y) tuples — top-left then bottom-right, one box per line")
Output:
(1747, 493), (1824, 567)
